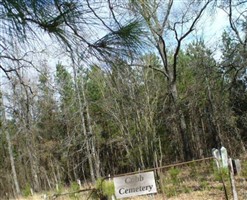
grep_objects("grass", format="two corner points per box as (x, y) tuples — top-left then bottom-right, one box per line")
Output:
(14, 191), (224, 200)
(14, 179), (247, 200)
(13, 157), (247, 200)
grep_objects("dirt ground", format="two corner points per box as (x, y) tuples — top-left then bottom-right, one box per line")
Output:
(11, 171), (247, 200)
(114, 191), (226, 200)
(14, 188), (246, 200)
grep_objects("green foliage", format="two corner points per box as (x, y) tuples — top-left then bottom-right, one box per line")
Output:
(69, 182), (80, 200)
(56, 183), (64, 195)
(161, 180), (191, 198)
(22, 184), (32, 197)
(2, 0), (247, 197)
(213, 167), (229, 182)
(95, 178), (115, 198)
(200, 180), (209, 190)
(56, 63), (75, 106)
(160, 168), (183, 197)
(115, 20), (145, 49)
(241, 159), (247, 176)
(168, 167), (181, 185)
(1, 0), (80, 41)
(86, 65), (104, 116)
(189, 161), (198, 178)
(93, 19), (146, 58)
(70, 181), (80, 191)
(162, 184), (177, 197)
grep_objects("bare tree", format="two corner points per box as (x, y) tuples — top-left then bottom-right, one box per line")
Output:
(0, 91), (21, 196)
(127, 0), (213, 160)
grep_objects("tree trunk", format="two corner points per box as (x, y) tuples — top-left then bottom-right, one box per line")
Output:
(23, 86), (40, 192)
(1, 88), (21, 196)
(26, 140), (40, 192)
(169, 81), (191, 161)
(6, 131), (21, 196)
(206, 77), (222, 149)
(157, 34), (192, 161)
(72, 62), (96, 182)
(83, 84), (101, 179)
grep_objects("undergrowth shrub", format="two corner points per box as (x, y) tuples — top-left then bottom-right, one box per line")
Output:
(213, 167), (229, 182)
(169, 167), (181, 185)
(92, 178), (115, 199)
(56, 182), (64, 194)
(22, 183), (32, 197)
(241, 159), (247, 176)
(160, 167), (182, 197)
(69, 181), (80, 200)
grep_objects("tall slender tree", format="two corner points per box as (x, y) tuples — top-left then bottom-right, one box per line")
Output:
(128, 0), (212, 160)
(0, 90), (21, 196)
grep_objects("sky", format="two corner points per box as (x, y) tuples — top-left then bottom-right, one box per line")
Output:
(0, 1), (234, 117)
(0, 1), (231, 86)
(197, 7), (229, 60)
(199, 7), (229, 43)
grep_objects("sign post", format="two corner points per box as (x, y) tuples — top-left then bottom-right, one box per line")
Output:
(113, 171), (157, 199)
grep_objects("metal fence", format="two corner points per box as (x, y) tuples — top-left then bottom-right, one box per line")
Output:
(48, 156), (247, 200)
(105, 157), (247, 200)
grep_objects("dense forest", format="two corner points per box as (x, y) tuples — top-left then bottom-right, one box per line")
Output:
(0, 0), (247, 198)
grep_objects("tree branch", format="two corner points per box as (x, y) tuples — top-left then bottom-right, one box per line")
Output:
(228, 0), (244, 45)
(108, 0), (121, 29)
(0, 65), (12, 80)
(161, 0), (173, 31)
(172, 0), (211, 83)
(86, 0), (114, 32)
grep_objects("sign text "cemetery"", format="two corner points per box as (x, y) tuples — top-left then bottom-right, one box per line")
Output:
(113, 171), (157, 199)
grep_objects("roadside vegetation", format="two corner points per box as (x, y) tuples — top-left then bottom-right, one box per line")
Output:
(18, 156), (247, 199)
(0, 0), (247, 199)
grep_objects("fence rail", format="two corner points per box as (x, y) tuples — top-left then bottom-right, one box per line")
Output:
(48, 156), (247, 200)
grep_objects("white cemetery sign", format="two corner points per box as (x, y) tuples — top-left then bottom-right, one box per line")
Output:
(113, 171), (157, 199)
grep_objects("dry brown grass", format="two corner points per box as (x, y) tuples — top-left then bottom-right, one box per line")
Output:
(13, 179), (247, 200)
(9, 190), (234, 200)
(11, 177), (247, 200)
(11, 191), (247, 200)
(12, 156), (247, 200)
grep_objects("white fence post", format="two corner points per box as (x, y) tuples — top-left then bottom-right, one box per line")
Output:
(229, 158), (238, 200)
